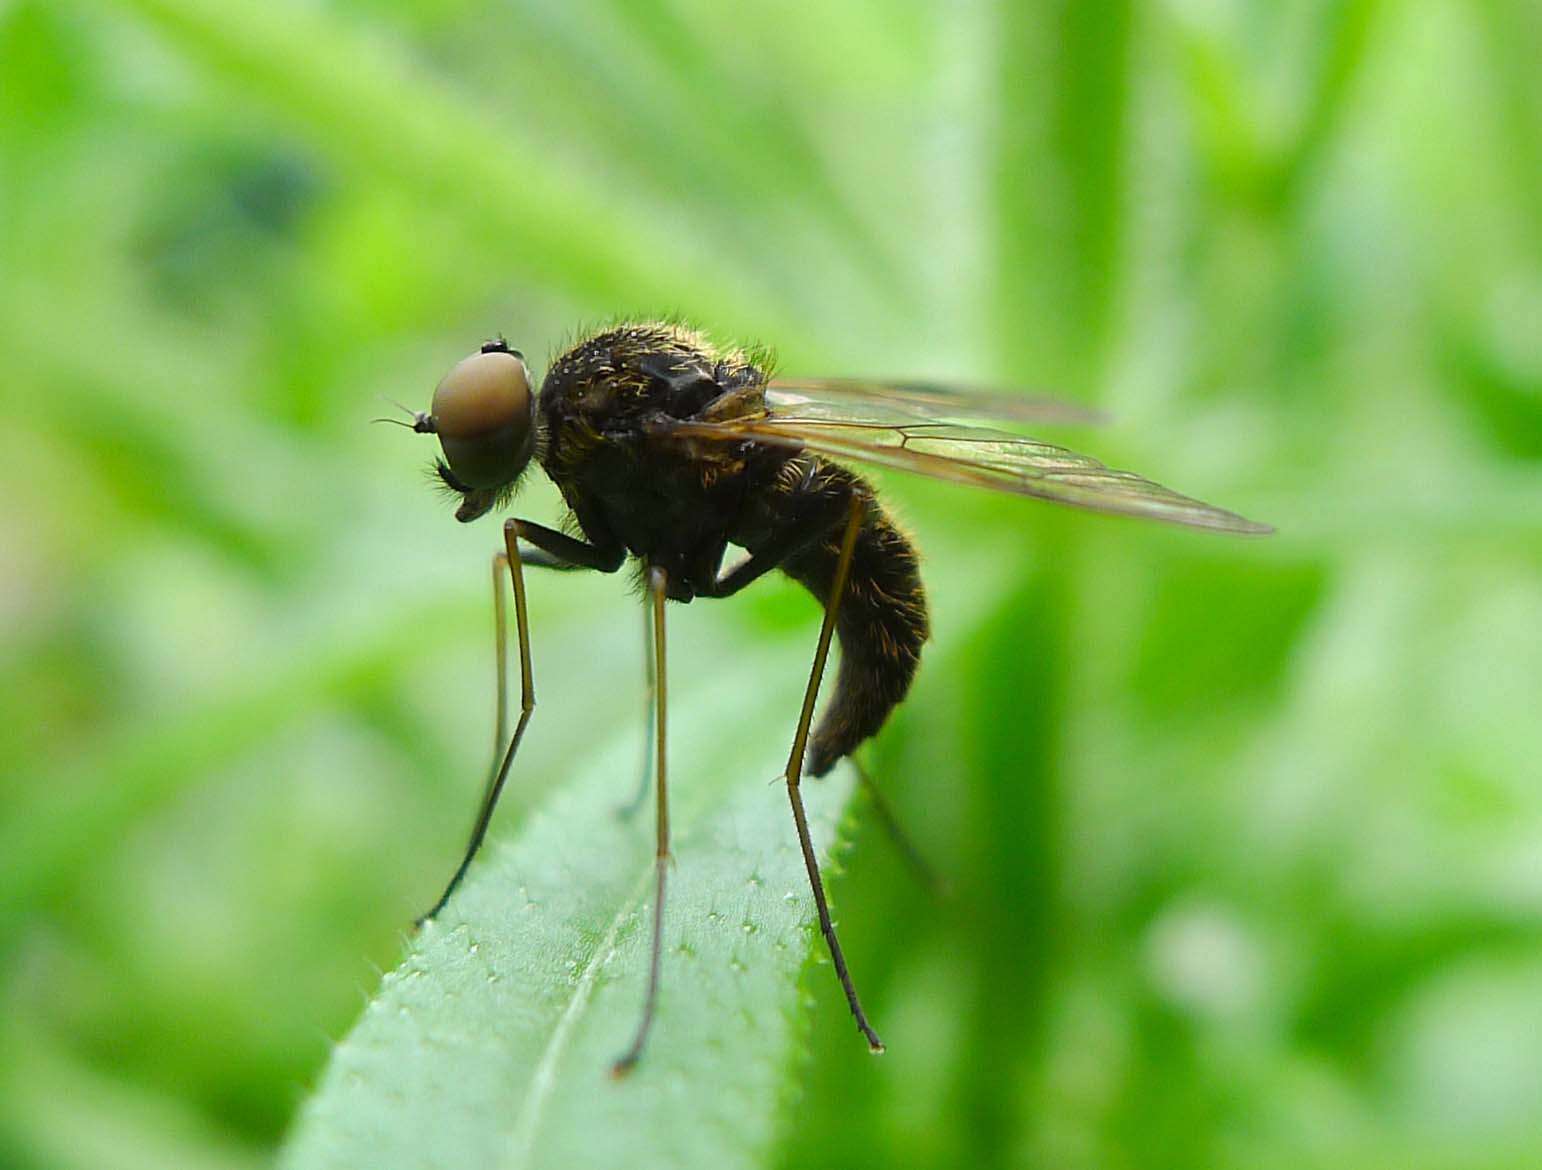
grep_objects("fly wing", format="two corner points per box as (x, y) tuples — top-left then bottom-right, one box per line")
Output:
(663, 414), (1272, 534)
(766, 377), (1105, 427)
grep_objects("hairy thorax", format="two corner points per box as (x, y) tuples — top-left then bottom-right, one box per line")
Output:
(535, 322), (787, 597)
(531, 321), (929, 770)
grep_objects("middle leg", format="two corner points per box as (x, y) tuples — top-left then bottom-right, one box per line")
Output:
(618, 598), (655, 819)
(611, 565), (672, 1076)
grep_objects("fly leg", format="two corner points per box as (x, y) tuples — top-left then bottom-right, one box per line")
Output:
(512, 518), (626, 572)
(851, 757), (945, 896)
(480, 535), (578, 782)
(478, 544), (584, 823)
(416, 520), (538, 925)
(618, 599), (655, 819)
(612, 565), (671, 1077)
(784, 494), (885, 1052)
(507, 519), (649, 820)
(417, 518), (623, 925)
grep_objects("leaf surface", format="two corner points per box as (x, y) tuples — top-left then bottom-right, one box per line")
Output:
(281, 663), (854, 1170)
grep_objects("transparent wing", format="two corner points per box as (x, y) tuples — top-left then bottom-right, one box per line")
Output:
(766, 376), (1106, 427)
(665, 411), (1273, 535)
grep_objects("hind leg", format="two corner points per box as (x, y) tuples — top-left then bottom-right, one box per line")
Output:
(782, 495), (884, 1052)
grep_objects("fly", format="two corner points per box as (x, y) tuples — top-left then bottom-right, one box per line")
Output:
(393, 321), (1271, 1075)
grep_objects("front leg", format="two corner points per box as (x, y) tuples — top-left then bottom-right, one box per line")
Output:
(515, 518), (625, 573)
(417, 514), (622, 924)
(704, 471), (850, 599)
(518, 545), (584, 571)
(417, 519), (540, 923)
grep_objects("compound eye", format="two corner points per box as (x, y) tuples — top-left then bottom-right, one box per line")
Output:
(431, 350), (535, 489)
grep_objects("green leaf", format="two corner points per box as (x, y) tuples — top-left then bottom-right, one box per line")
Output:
(280, 656), (857, 1170)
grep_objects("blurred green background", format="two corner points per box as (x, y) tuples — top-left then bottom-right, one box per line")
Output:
(2, 0), (1539, 1167)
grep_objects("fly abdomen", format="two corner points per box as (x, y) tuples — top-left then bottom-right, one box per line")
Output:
(782, 465), (930, 776)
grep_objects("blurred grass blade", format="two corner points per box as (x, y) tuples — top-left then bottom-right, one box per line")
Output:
(0, 594), (482, 945)
(97, 0), (804, 340)
(1276, 0), (1384, 206)
(994, 0), (1132, 388)
(281, 667), (855, 1170)
(589, 0), (913, 299)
